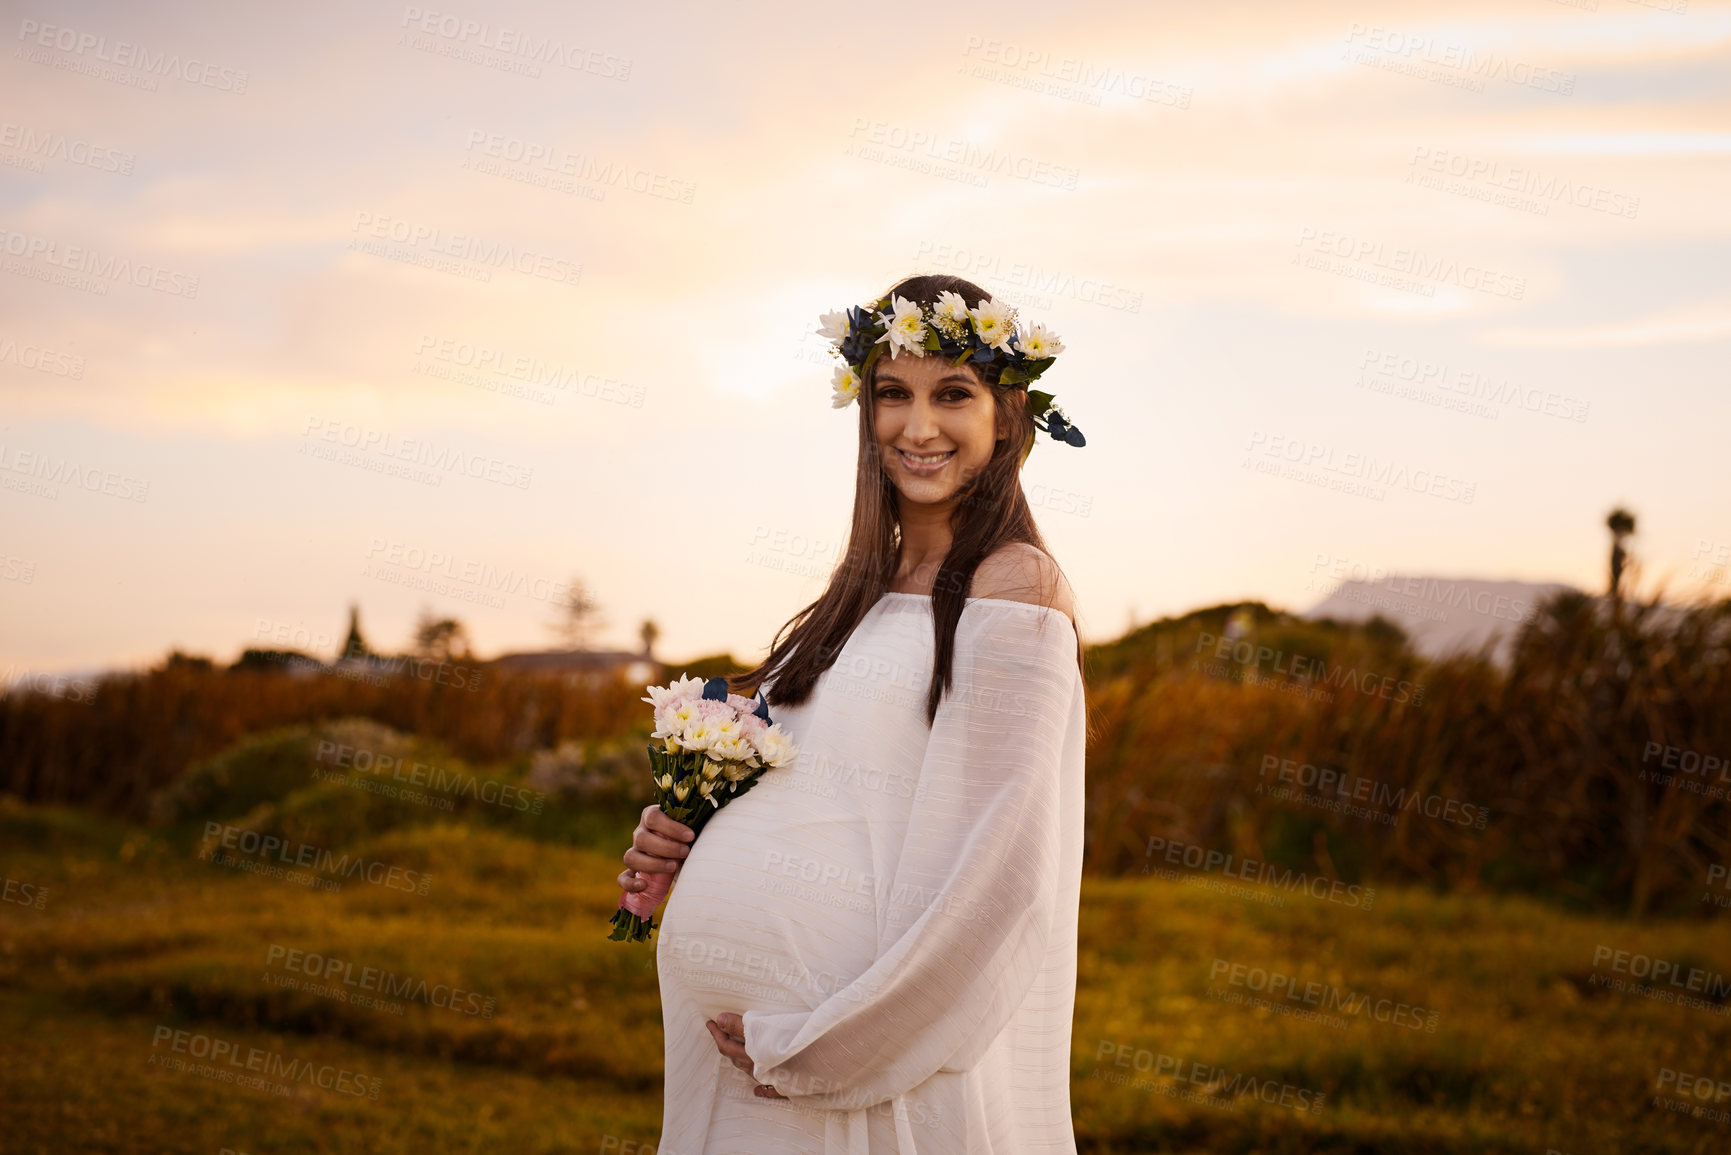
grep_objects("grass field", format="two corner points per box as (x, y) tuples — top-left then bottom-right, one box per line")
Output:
(3, 724), (1730, 1154)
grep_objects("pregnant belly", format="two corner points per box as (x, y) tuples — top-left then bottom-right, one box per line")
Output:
(656, 781), (882, 1020)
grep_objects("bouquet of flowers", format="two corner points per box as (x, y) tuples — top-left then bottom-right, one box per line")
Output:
(608, 674), (797, 942)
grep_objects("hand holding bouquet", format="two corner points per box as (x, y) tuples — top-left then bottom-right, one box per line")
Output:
(608, 674), (797, 942)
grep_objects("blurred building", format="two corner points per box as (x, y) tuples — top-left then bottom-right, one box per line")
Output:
(487, 647), (662, 689)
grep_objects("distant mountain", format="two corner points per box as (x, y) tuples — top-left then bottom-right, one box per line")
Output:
(1303, 577), (1578, 663)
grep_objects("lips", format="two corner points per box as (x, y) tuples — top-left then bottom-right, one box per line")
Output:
(897, 448), (955, 474)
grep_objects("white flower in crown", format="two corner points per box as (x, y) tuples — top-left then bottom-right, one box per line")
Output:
(875, 294), (929, 359)
(930, 290), (971, 340)
(831, 362), (861, 408)
(1014, 321), (1065, 361)
(968, 297), (1017, 352)
(817, 309), (850, 347)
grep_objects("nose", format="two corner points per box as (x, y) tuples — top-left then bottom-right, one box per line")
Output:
(906, 393), (941, 443)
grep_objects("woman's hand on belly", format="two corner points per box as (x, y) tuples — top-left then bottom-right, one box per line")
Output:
(708, 1012), (786, 1098)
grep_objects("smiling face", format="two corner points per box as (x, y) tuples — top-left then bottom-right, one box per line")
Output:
(870, 352), (1007, 507)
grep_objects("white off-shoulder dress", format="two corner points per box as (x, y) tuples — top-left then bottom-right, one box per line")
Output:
(655, 592), (1086, 1155)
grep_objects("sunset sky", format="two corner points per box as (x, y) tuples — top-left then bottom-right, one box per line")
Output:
(2, 0), (1728, 677)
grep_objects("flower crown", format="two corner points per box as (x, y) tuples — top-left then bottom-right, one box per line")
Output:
(817, 290), (1085, 456)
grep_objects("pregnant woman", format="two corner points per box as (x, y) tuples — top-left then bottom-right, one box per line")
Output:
(618, 273), (1091, 1154)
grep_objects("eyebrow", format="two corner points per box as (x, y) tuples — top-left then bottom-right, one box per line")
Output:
(875, 372), (977, 385)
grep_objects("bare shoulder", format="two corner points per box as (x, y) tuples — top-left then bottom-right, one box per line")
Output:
(971, 543), (1077, 625)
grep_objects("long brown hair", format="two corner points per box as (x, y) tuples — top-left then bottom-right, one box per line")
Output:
(728, 273), (1086, 727)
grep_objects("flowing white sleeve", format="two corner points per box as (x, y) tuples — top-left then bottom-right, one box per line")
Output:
(741, 600), (1081, 1110)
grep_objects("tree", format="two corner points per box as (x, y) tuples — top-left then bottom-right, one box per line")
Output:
(1606, 507), (1636, 598)
(341, 603), (373, 661)
(411, 607), (473, 662)
(549, 576), (607, 650)
(639, 618), (660, 658)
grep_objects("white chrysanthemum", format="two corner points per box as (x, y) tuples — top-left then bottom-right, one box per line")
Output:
(875, 294), (929, 360)
(658, 698), (703, 742)
(969, 298), (1017, 352)
(720, 759), (756, 782)
(708, 734), (750, 764)
(1014, 321), (1064, 361)
(751, 724), (797, 769)
(817, 309), (850, 347)
(830, 362), (861, 408)
(931, 290), (970, 339)
(679, 715), (720, 752)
